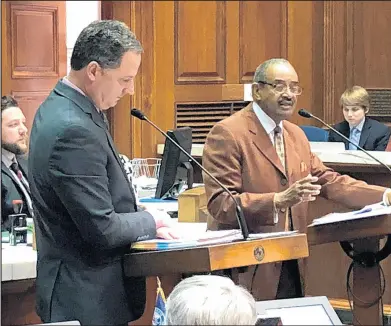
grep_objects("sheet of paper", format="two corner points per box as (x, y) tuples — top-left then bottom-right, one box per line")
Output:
(309, 202), (391, 226)
(131, 230), (299, 250)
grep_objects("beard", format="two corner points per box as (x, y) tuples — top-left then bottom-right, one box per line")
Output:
(2, 141), (27, 155)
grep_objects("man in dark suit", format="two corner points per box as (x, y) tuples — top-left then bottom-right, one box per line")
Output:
(29, 20), (178, 326)
(1, 95), (33, 231)
(328, 86), (391, 151)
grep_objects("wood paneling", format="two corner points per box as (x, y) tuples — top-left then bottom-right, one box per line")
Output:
(239, 1), (286, 83)
(11, 3), (59, 78)
(1, 1), (66, 132)
(175, 1), (226, 84)
(350, 1), (391, 88)
(2, 279), (41, 326)
(12, 91), (51, 132)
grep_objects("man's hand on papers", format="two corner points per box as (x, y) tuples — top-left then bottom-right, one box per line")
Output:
(147, 208), (182, 240)
(275, 174), (321, 209)
(156, 226), (181, 240)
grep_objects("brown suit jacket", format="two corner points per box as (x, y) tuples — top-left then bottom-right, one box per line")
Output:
(202, 103), (386, 300)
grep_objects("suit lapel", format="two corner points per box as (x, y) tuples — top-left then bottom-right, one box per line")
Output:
(283, 127), (301, 180)
(17, 156), (28, 176)
(245, 106), (285, 176)
(1, 162), (19, 185)
(359, 118), (371, 148)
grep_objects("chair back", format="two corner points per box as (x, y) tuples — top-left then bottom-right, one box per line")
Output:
(300, 125), (329, 142)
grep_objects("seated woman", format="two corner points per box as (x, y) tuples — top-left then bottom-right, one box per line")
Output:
(328, 85), (391, 151)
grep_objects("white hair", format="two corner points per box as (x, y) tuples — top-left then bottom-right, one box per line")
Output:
(165, 275), (257, 325)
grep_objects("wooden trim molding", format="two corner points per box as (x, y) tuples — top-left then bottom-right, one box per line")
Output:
(329, 298), (391, 315)
(322, 1), (337, 123)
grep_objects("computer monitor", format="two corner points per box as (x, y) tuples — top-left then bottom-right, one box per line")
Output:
(255, 296), (343, 325)
(155, 127), (193, 200)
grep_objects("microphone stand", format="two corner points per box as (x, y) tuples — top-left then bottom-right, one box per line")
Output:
(298, 108), (391, 267)
(131, 109), (249, 240)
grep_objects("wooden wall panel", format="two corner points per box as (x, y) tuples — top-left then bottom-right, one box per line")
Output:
(286, 1), (314, 126)
(321, 1), (347, 124)
(11, 4), (59, 78)
(350, 1), (391, 88)
(239, 1), (286, 83)
(1, 1), (66, 133)
(11, 91), (51, 133)
(175, 1), (226, 84)
(105, 0), (391, 156)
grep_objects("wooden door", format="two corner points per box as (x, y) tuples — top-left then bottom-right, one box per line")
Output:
(1, 2), (66, 324)
(1, 0), (67, 133)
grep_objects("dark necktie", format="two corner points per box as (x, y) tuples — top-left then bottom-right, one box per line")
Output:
(10, 161), (33, 216)
(10, 162), (30, 192)
(10, 162), (23, 181)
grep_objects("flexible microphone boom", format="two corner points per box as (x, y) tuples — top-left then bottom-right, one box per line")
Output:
(130, 108), (250, 240)
(298, 108), (391, 174)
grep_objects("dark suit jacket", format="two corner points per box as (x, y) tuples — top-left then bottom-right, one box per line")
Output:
(1, 156), (31, 230)
(328, 118), (391, 151)
(202, 103), (386, 300)
(28, 81), (157, 325)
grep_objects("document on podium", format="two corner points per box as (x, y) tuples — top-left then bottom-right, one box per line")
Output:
(309, 202), (391, 227)
(131, 230), (298, 251)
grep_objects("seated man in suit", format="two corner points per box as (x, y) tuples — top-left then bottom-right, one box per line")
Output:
(1, 95), (33, 231)
(328, 85), (391, 150)
(202, 58), (391, 301)
(165, 275), (257, 325)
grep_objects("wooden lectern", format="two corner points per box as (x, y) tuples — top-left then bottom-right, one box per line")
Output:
(125, 233), (309, 325)
(307, 214), (391, 326)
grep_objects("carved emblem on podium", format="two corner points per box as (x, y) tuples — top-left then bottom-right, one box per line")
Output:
(253, 246), (265, 261)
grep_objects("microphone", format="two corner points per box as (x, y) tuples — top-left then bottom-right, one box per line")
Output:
(130, 108), (250, 240)
(298, 108), (391, 175)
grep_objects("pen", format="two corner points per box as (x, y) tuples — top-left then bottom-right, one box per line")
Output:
(353, 207), (372, 215)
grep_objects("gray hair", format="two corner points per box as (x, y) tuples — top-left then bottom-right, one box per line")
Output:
(165, 275), (257, 325)
(253, 58), (290, 82)
(70, 20), (143, 71)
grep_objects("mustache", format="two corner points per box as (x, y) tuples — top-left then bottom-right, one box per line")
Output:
(278, 99), (294, 105)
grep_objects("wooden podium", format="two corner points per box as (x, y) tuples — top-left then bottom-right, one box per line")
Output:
(307, 213), (391, 325)
(124, 233), (309, 325)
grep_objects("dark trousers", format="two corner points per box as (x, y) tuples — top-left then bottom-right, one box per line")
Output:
(276, 259), (303, 299)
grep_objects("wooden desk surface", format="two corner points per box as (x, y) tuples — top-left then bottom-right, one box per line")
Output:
(124, 233), (308, 277)
(307, 214), (391, 246)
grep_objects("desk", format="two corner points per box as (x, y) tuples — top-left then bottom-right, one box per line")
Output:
(306, 162), (391, 309)
(2, 244), (40, 325)
(0, 220), (207, 326)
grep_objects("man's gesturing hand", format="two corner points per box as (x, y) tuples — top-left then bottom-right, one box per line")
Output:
(274, 174), (321, 209)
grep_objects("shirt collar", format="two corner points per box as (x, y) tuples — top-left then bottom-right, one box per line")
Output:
(1, 149), (16, 169)
(62, 76), (101, 113)
(252, 102), (283, 135)
(350, 117), (365, 132)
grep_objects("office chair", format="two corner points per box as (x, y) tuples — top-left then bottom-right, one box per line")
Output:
(300, 125), (329, 142)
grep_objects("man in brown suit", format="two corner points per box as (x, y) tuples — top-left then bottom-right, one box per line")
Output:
(202, 58), (391, 301)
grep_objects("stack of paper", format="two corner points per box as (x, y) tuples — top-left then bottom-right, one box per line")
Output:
(131, 230), (298, 251)
(309, 202), (391, 226)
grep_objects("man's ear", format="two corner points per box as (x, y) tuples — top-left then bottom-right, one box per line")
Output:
(364, 106), (370, 114)
(86, 61), (101, 81)
(252, 83), (261, 101)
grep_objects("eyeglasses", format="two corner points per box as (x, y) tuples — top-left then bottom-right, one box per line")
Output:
(257, 81), (303, 95)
